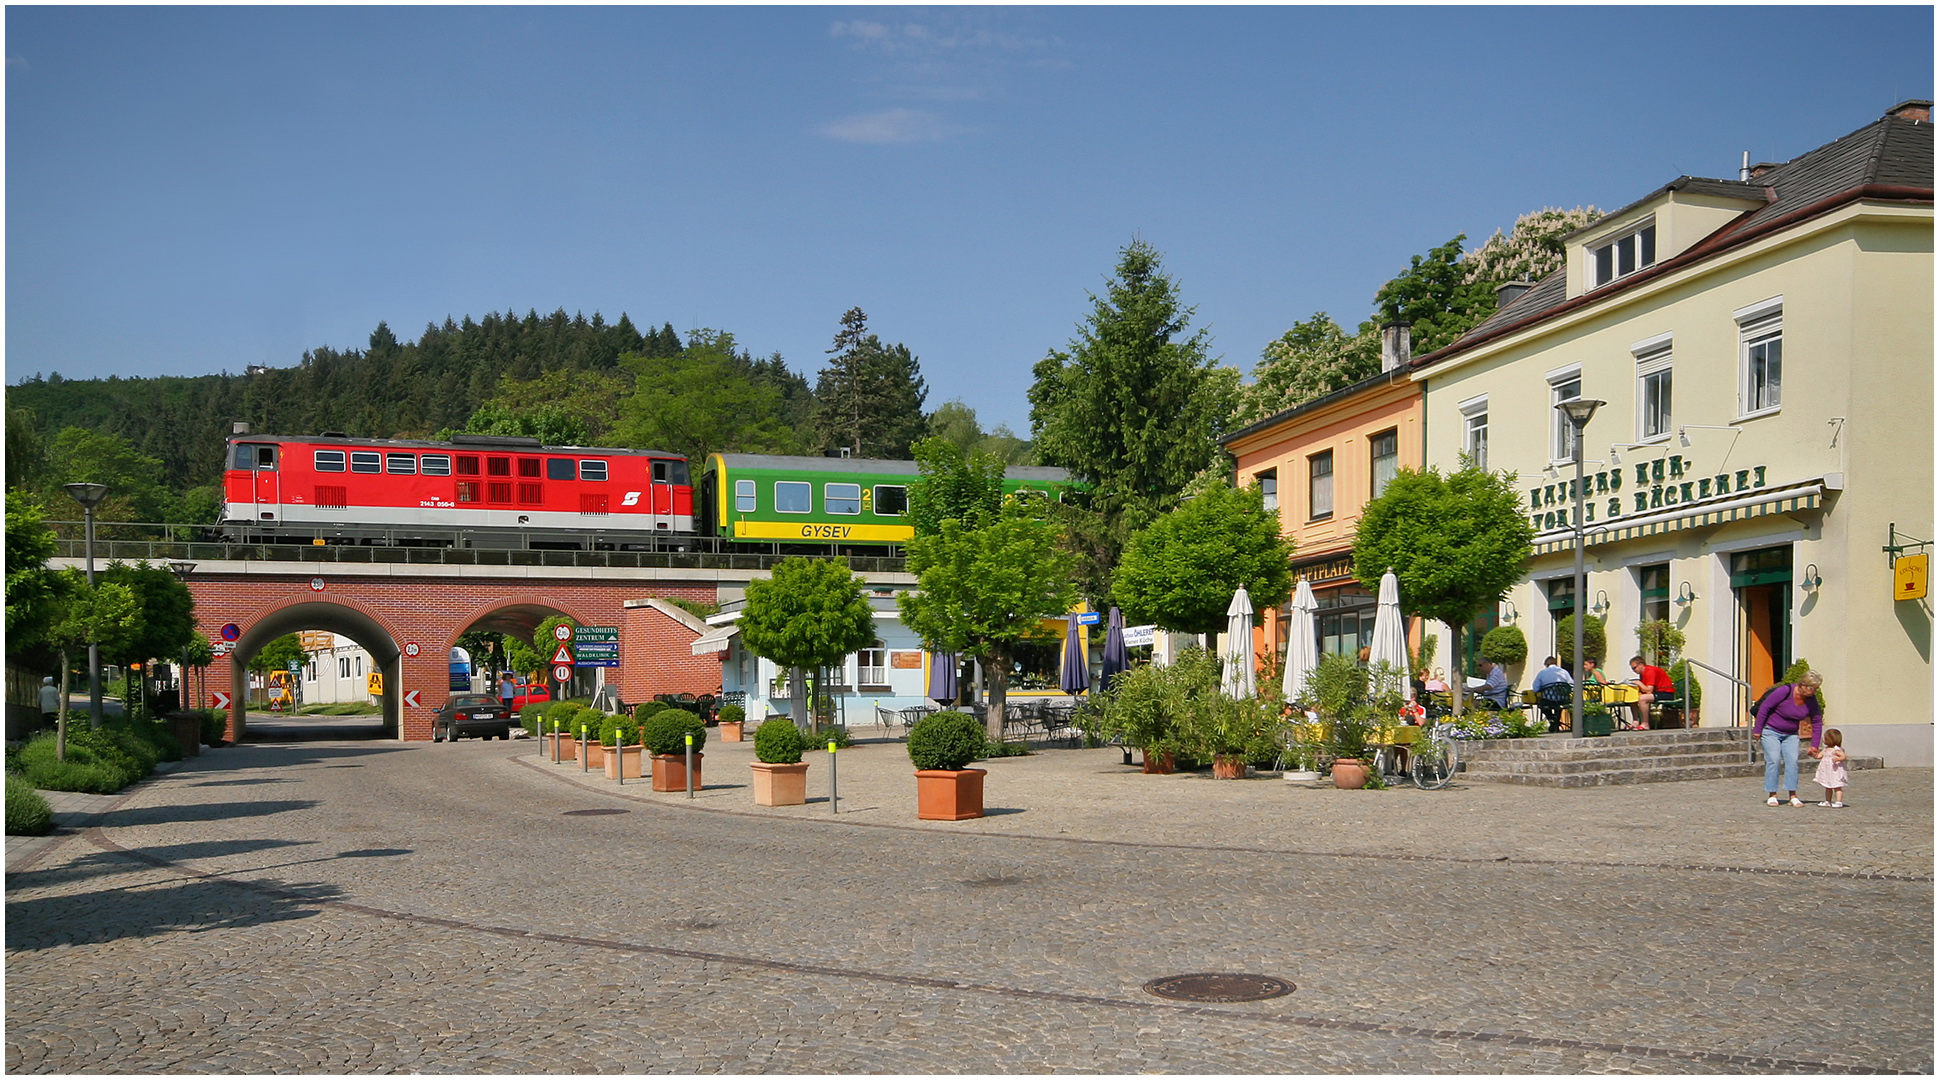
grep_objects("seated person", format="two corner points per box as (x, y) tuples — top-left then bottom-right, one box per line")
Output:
(1627, 655), (1675, 727)
(1474, 658), (1511, 709)
(1423, 668), (1449, 693)
(1579, 658), (1605, 687)
(1531, 656), (1574, 691)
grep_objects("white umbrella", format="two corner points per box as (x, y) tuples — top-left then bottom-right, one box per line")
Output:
(1281, 578), (1319, 703)
(1368, 568), (1411, 685)
(1220, 585), (1256, 699)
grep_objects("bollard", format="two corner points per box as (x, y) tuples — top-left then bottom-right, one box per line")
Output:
(552, 719), (561, 763)
(828, 740), (839, 814)
(615, 730), (623, 786)
(684, 733), (695, 799)
(581, 724), (588, 772)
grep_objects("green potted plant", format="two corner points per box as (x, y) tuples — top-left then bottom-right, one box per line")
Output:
(600, 713), (644, 780)
(749, 717), (809, 806)
(1093, 655), (1185, 773)
(567, 706), (608, 769)
(908, 711), (987, 820)
(642, 707), (707, 792)
(543, 701), (580, 760)
(717, 703), (747, 742)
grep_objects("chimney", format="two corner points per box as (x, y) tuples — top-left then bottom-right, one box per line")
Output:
(1495, 280), (1535, 311)
(1739, 151), (1750, 182)
(232, 421), (252, 435)
(1380, 322), (1412, 372)
(1888, 98), (1933, 123)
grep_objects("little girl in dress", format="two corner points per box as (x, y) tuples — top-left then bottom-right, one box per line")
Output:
(1813, 728), (1849, 808)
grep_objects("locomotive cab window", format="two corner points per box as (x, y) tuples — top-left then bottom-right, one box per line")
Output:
(775, 481), (811, 514)
(313, 450), (347, 473)
(873, 485), (907, 516)
(547, 458), (576, 481)
(237, 445), (277, 470)
(669, 460), (690, 485)
(826, 483), (861, 515)
(350, 452), (381, 474)
(421, 455), (451, 476)
(579, 460), (608, 482)
(386, 453), (416, 475)
(652, 461), (669, 483)
(735, 479), (757, 512)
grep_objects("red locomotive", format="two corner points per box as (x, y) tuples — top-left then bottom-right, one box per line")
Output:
(222, 432), (694, 547)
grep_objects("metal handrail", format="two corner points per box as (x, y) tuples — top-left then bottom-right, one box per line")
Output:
(1678, 656), (1753, 763)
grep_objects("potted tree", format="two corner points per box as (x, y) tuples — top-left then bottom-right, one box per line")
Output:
(1090, 658), (1183, 773)
(717, 703), (747, 742)
(571, 707), (608, 769)
(543, 701), (579, 760)
(643, 707), (707, 792)
(601, 712), (645, 780)
(909, 711), (987, 820)
(738, 558), (878, 732)
(749, 717), (809, 806)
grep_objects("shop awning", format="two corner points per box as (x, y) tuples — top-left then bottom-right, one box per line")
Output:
(1532, 478), (1830, 557)
(690, 624), (740, 656)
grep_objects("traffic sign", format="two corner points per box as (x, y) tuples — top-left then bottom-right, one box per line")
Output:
(211, 641), (234, 657)
(309, 578), (326, 592)
(404, 642), (420, 657)
(1077, 611), (1102, 626)
(211, 691), (232, 710)
(403, 690), (421, 708)
(552, 623), (574, 642)
(552, 664), (574, 682)
(367, 672), (384, 695)
(221, 623), (241, 642)
(573, 626), (619, 642)
(550, 644), (575, 665)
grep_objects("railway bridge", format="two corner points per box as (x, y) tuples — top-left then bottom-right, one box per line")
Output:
(50, 539), (910, 742)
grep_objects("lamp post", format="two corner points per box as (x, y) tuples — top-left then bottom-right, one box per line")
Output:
(168, 562), (197, 712)
(62, 482), (111, 729)
(1555, 399), (1605, 738)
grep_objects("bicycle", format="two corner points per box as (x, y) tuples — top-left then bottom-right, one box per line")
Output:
(1408, 721), (1459, 789)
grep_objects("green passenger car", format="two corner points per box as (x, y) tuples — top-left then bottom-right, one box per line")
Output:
(699, 454), (1076, 546)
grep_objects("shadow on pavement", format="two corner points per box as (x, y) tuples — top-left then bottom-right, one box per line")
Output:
(101, 799), (320, 826)
(5, 874), (342, 949)
(6, 838), (316, 890)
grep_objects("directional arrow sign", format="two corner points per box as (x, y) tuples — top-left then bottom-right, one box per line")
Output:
(403, 690), (421, 708)
(211, 691), (232, 710)
(551, 644), (575, 665)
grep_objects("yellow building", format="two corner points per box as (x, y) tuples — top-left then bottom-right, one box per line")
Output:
(1412, 101), (1933, 763)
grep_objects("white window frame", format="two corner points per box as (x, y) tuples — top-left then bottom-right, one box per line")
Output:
(314, 450), (347, 473)
(1633, 335), (1674, 442)
(385, 453), (417, 475)
(1368, 428), (1399, 499)
(1591, 218), (1657, 287)
(1734, 297), (1783, 420)
(824, 483), (862, 515)
(350, 451), (381, 474)
(421, 455), (451, 476)
(579, 460), (608, 482)
(734, 479), (756, 513)
(1548, 365), (1583, 464)
(857, 644), (888, 687)
(774, 481), (811, 514)
(1458, 394), (1489, 471)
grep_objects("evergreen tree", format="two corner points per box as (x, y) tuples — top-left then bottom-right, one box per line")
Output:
(813, 308), (928, 459)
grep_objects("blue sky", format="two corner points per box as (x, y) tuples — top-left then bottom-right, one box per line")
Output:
(7, 6), (1931, 435)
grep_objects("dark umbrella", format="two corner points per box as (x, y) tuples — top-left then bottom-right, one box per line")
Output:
(927, 652), (959, 705)
(1060, 614), (1091, 697)
(1100, 607), (1129, 693)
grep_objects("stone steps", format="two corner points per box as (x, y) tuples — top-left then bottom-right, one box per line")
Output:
(1455, 729), (1881, 787)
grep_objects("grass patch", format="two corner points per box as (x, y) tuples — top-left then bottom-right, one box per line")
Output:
(6, 774), (54, 836)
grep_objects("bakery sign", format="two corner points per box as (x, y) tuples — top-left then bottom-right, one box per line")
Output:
(1525, 453), (1769, 531)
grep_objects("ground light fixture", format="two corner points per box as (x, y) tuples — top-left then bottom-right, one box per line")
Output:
(1554, 398), (1605, 738)
(62, 482), (111, 728)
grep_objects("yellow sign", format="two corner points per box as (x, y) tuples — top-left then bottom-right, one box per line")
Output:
(367, 672), (384, 695)
(300, 631), (335, 651)
(734, 520), (914, 543)
(1895, 553), (1928, 601)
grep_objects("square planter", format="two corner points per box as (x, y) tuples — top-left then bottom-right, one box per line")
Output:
(603, 745), (644, 780)
(749, 760), (810, 806)
(547, 733), (577, 761)
(577, 741), (606, 769)
(915, 768), (986, 820)
(719, 721), (745, 742)
(652, 752), (703, 792)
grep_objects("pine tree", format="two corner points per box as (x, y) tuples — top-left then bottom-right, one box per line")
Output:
(813, 308), (928, 459)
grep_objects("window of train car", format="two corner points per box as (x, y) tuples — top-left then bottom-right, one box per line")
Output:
(580, 460), (608, 481)
(826, 484), (861, 515)
(873, 485), (907, 516)
(775, 481), (811, 514)
(457, 456), (480, 476)
(518, 458), (541, 478)
(670, 460), (690, 485)
(314, 450), (347, 472)
(350, 452), (381, 474)
(234, 446), (254, 469)
(546, 458), (576, 481)
(422, 455), (451, 476)
(735, 479), (756, 512)
(386, 454), (416, 475)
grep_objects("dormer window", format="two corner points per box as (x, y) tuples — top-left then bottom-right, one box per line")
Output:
(1592, 221), (1656, 287)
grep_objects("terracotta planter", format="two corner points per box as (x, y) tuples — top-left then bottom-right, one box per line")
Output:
(915, 768), (986, 820)
(547, 733), (577, 760)
(719, 721), (745, 742)
(651, 752), (704, 792)
(576, 741), (606, 769)
(1141, 751), (1175, 775)
(1331, 758), (1368, 789)
(749, 760), (810, 806)
(1212, 754), (1248, 780)
(603, 745), (644, 779)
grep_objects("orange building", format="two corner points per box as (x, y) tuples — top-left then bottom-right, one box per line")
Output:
(1222, 328), (1425, 671)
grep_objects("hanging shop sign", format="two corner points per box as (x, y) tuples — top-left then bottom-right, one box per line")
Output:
(1895, 553), (1928, 601)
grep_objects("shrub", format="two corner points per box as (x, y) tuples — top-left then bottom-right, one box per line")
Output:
(811, 724), (854, 750)
(717, 703), (745, 726)
(1555, 614), (1607, 670)
(519, 704), (551, 737)
(543, 701), (580, 734)
(1479, 625), (1528, 666)
(1666, 660), (1702, 710)
(642, 709), (707, 755)
(753, 718), (805, 764)
(197, 709), (228, 746)
(979, 737), (1031, 759)
(635, 701), (671, 720)
(1635, 619), (1686, 666)
(12, 732), (142, 794)
(6, 774), (54, 836)
(908, 711), (984, 771)
(598, 713), (642, 748)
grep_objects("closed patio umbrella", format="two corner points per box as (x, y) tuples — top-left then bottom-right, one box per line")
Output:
(1100, 607), (1130, 693)
(927, 652), (959, 705)
(1282, 578), (1319, 703)
(1220, 586), (1256, 699)
(1368, 568), (1410, 684)
(1059, 614), (1090, 697)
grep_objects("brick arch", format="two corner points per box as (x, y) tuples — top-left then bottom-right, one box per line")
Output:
(223, 593), (409, 743)
(448, 594), (598, 648)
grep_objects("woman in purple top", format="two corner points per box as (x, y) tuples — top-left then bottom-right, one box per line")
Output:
(1753, 670), (1825, 807)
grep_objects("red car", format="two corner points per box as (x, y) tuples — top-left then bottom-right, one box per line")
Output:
(504, 681), (551, 711)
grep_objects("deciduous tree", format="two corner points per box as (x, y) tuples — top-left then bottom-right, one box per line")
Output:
(739, 559), (878, 728)
(1235, 313), (1381, 427)
(618, 330), (808, 463)
(1112, 478), (1295, 653)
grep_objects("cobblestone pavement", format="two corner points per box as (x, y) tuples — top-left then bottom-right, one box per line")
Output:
(7, 733), (1931, 1074)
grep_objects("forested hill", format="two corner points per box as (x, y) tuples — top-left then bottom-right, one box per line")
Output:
(9, 308), (684, 492)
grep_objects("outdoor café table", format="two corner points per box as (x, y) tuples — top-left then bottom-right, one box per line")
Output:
(1598, 683), (1645, 729)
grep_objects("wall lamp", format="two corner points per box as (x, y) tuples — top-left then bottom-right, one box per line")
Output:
(1675, 582), (1698, 605)
(1608, 442), (1657, 466)
(1591, 590), (1610, 616)
(1677, 424), (1739, 448)
(1500, 601), (1518, 625)
(1800, 563), (1821, 593)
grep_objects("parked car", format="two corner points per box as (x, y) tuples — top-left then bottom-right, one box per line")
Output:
(508, 682), (551, 711)
(433, 694), (513, 742)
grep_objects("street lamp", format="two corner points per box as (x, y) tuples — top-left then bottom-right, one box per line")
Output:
(168, 562), (197, 713)
(1555, 398), (1604, 738)
(63, 482), (110, 729)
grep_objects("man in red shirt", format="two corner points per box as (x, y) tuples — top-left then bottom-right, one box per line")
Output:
(1627, 655), (1675, 728)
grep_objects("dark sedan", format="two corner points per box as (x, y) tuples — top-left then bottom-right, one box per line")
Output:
(434, 694), (513, 742)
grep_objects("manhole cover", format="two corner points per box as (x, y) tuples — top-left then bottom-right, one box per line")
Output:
(1143, 973), (1294, 1003)
(561, 808), (631, 817)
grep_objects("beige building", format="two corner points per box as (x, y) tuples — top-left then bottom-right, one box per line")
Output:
(1411, 101), (1933, 763)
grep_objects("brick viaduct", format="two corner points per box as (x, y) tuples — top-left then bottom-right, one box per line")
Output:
(54, 552), (912, 742)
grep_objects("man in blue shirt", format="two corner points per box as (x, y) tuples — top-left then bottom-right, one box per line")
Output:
(1477, 659), (1511, 709)
(1531, 656), (1573, 691)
